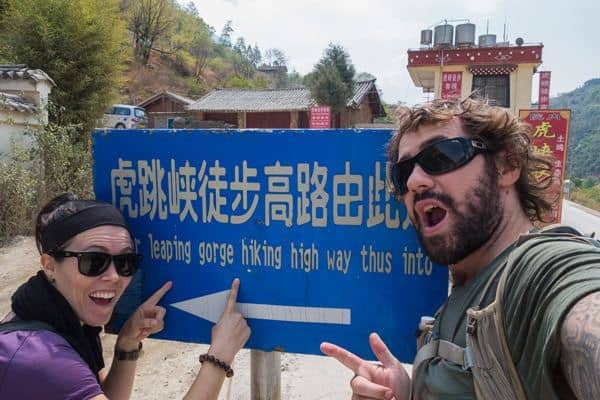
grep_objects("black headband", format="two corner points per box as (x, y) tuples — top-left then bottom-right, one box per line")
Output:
(41, 203), (128, 253)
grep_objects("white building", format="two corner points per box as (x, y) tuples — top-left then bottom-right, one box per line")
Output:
(0, 64), (55, 157)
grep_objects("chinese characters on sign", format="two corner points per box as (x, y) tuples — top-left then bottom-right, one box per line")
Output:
(441, 72), (462, 100)
(310, 106), (331, 129)
(519, 109), (571, 223)
(538, 71), (551, 110)
(110, 158), (406, 229)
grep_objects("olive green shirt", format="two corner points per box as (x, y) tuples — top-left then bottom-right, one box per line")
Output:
(412, 235), (600, 400)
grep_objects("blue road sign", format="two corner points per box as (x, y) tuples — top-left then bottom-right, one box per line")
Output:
(93, 129), (448, 362)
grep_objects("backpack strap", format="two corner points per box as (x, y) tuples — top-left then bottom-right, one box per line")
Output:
(515, 224), (600, 248)
(488, 244), (528, 399)
(0, 319), (56, 334)
(413, 339), (473, 372)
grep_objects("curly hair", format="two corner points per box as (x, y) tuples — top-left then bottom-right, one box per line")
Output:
(387, 97), (554, 222)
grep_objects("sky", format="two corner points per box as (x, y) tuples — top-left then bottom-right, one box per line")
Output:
(190, 0), (599, 105)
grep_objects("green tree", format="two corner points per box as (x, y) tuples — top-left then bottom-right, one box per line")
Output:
(264, 48), (287, 67)
(0, 0), (8, 17)
(583, 176), (599, 188)
(184, 1), (198, 16)
(0, 0), (126, 137)
(572, 130), (600, 178)
(287, 69), (304, 88)
(248, 45), (262, 68)
(232, 37), (254, 78)
(306, 44), (356, 113)
(128, 0), (174, 65)
(219, 20), (233, 48)
(190, 27), (212, 79)
(356, 72), (376, 81)
(551, 78), (600, 177)
(322, 44), (355, 89)
(168, 2), (212, 79)
(305, 63), (350, 113)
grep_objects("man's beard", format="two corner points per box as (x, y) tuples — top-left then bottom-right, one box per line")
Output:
(413, 162), (503, 265)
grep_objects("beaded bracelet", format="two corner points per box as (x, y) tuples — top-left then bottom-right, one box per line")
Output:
(199, 353), (234, 377)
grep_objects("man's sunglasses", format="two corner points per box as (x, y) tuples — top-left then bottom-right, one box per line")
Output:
(49, 250), (142, 277)
(391, 137), (487, 197)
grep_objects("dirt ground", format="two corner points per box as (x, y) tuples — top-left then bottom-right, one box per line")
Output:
(0, 237), (355, 399)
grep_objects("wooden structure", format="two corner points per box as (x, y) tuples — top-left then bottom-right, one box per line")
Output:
(186, 80), (386, 129)
(186, 88), (312, 129)
(137, 90), (195, 128)
(338, 79), (386, 127)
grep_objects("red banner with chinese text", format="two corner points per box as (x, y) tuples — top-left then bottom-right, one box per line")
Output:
(538, 71), (551, 109)
(441, 72), (462, 100)
(519, 109), (571, 224)
(310, 106), (331, 129)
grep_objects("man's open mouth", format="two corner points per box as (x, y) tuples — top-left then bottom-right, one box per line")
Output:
(423, 204), (447, 228)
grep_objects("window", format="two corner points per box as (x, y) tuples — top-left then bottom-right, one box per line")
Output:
(114, 107), (131, 116)
(134, 108), (146, 118)
(472, 75), (510, 107)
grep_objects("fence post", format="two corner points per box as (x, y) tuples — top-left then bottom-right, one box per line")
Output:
(250, 349), (281, 400)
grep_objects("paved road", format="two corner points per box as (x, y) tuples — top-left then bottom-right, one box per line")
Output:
(561, 200), (600, 236)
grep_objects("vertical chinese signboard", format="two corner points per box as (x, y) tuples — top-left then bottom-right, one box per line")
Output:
(441, 72), (462, 100)
(538, 71), (551, 109)
(310, 106), (331, 129)
(519, 109), (571, 224)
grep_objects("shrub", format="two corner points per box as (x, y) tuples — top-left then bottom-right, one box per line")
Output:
(570, 176), (583, 188)
(0, 124), (92, 244)
(0, 139), (40, 242)
(583, 176), (599, 189)
(583, 185), (600, 204)
(570, 186), (600, 212)
(34, 123), (93, 199)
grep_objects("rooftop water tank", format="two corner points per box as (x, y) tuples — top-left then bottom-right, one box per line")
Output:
(455, 23), (475, 47)
(478, 34), (497, 47)
(420, 29), (433, 46)
(434, 24), (454, 47)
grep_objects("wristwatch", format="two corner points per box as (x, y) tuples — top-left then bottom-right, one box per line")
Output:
(114, 342), (143, 361)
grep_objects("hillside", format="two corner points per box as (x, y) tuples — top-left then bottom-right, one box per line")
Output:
(551, 78), (600, 178)
(113, 1), (297, 105)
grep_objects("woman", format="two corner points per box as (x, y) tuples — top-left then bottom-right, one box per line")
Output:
(0, 193), (250, 399)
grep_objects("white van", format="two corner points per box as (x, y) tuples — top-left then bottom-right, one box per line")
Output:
(101, 104), (148, 129)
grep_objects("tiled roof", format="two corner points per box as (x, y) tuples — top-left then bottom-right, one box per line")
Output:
(0, 91), (37, 113)
(138, 90), (195, 108)
(0, 64), (56, 86)
(347, 79), (376, 108)
(347, 79), (386, 118)
(187, 88), (313, 112)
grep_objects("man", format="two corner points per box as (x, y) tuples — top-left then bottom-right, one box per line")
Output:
(321, 98), (600, 400)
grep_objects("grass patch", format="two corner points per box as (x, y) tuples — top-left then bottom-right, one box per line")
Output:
(570, 186), (600, 212)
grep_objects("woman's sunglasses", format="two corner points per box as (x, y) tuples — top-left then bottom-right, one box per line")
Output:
(391, 137), (488, 197)
(49, 250), (142, 277)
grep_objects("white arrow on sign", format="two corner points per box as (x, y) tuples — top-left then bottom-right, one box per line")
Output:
(171, 289), (351, 325)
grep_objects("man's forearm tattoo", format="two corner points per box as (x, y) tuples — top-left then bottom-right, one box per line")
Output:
(560, 291), (600, 400)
